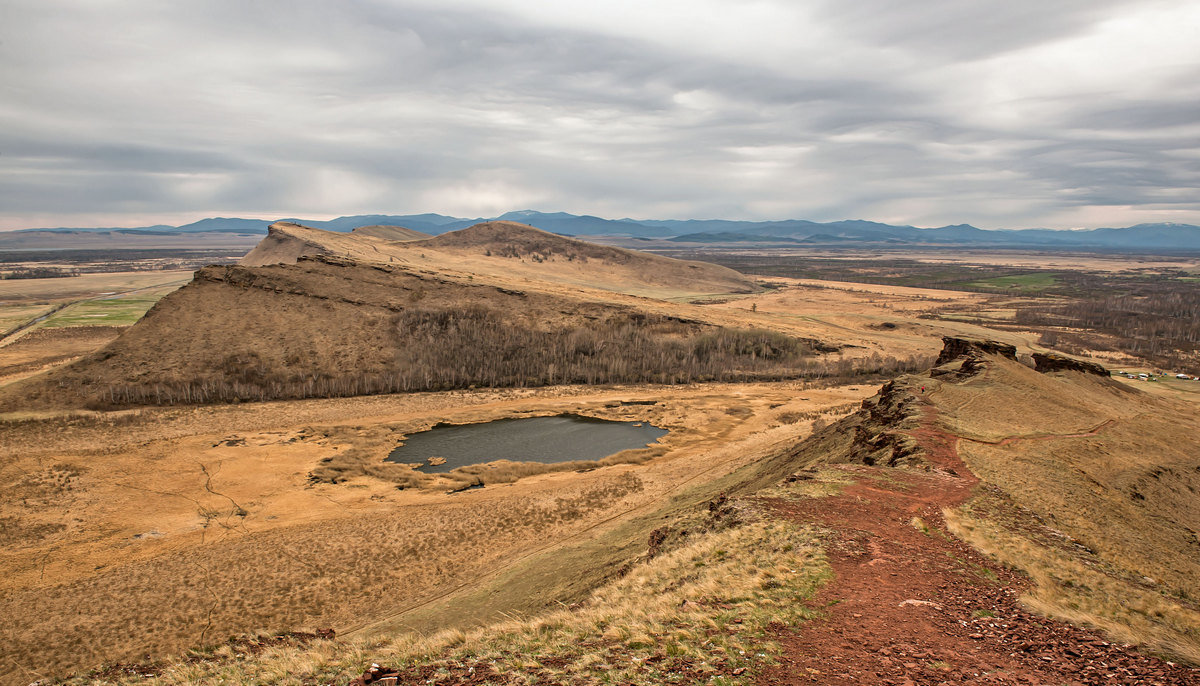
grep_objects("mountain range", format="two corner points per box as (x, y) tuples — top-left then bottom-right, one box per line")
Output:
(11, 210), (1200, 250)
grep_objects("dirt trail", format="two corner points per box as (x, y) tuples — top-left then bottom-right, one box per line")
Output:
(956, 418), (1118, 447)
(758, 400), (1198, 685)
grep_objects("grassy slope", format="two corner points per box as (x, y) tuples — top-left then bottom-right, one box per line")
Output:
(26, 346), (1200, 682)
(923, 357), (1200, 661)
(352, 438), (832, 642)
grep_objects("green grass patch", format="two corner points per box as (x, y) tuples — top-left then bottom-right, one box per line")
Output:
(962, 273), (1060, 292)
(40, 293), (166, 328)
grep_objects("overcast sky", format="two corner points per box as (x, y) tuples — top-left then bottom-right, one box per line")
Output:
(2, 0), (1198, 230)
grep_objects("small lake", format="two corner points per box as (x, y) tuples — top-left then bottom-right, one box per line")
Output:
(385, 415), (668, 473)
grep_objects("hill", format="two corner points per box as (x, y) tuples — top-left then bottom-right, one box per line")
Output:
(1, 244), (812, 410)
(420, 220), (759, 295)
(238, 220), (760, 298)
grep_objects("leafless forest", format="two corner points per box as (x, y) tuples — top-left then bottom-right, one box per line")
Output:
(95, 308), (929, 407)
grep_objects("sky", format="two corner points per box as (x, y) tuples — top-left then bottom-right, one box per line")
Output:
(2, 0), (1199, 230)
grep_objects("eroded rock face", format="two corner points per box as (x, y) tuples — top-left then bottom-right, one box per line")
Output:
(934, 337), (1018, 366)
(1032, 352), (1110, 377)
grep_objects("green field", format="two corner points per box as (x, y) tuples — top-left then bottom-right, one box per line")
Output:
(963, 273), (1060, 292)
(40, 288), (175, 328)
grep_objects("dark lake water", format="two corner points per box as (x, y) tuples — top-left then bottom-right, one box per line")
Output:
(385, 415), (668, 473)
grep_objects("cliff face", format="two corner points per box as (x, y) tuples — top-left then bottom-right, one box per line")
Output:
(1032, 352), (1110, 377)
(934, 336), (1017, 366)
(929, 336), (1017, 380)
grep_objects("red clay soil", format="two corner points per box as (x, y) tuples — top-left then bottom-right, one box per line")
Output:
(757, 399), (1199, 686)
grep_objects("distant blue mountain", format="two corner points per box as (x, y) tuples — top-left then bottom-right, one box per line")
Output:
(496, 210), (677, 237)
(293, 214), (482, 234)
(14, 212), (1200, 250)
(173, 217), (274, 233)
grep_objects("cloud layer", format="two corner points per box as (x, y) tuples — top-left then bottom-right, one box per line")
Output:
(2, 0), (1198, 229)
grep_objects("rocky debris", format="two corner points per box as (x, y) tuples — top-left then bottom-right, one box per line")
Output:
(646, 526), (671, 559)
(1033, 351), (1111, 377)
(350, 663), (401, 686)
(934, 336), (1018, 366)
(645, 494), (742, 561)
(345, 658), (521, 685)
(785, 468), (819, 482)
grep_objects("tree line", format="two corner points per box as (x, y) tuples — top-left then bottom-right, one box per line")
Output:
(91, 306), (930, 407)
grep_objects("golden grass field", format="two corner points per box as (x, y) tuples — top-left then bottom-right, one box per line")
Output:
(3, 227), (1199, 684)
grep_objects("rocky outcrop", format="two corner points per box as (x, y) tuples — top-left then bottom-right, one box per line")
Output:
(842, 380), (924, 467)
(766, 379), (925, 471)
(1032, 352), (1110, 377)
(238, 222), (330, 266)
(930, 337), (1017, 379)
(934, 337), (1018, 366)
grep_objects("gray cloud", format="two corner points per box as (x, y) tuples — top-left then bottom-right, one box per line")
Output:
(1, 0), (1198, 229)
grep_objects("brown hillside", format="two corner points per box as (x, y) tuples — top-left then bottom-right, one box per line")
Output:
(782, 337), (1200, 660)
(421, 220), (759, 295)
(350, 224), (431, 242)
(2, 255), (827, 410)
(238, 220), (760, 298)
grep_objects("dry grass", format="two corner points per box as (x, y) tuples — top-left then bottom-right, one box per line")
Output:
(0, 380), (871, 686)
(59, 510), (829, 686)
(946, 498), (1200, 663)
(1, 471), (651, 684)
(921, 353), (1200, 663)
(0, 271), (192, 305)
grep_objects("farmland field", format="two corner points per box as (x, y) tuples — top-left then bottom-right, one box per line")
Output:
(40, 284), (185, 328)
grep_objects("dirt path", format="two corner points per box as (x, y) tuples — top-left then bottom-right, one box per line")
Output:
(757, 400), (1198, 685)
